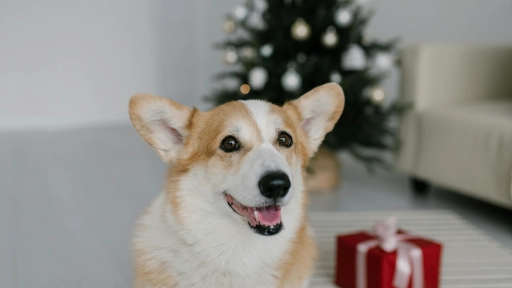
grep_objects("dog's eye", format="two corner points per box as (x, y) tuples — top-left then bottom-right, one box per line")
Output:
(278, 132), (293, 148)
(220, 136), (240, 152)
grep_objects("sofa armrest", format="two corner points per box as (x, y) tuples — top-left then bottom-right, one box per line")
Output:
(400, 45), (512, 110)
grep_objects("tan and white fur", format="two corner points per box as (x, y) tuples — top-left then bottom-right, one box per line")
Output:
(129, 83), (345, 288)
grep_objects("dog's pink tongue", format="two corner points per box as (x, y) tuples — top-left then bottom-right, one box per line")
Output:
(256, 205), (281, 226)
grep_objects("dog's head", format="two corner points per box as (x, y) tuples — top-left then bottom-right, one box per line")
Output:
(129, 83), (344, 236)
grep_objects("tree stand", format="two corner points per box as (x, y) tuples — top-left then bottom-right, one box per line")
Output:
(305, 148), (342, 192)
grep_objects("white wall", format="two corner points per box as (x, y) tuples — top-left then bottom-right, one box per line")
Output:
(0, 0), (199, 131)
(373, 0), (512, 45)
(153, 0), (201, 109)
(1, 0), (512, 131)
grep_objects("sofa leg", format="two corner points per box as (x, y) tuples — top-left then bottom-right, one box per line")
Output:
(410, 177), (431, 195)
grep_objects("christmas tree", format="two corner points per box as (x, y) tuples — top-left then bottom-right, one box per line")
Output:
(209, 0), (404, 168)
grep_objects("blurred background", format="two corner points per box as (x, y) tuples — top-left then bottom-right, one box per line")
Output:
(2, 0), (512, 129)
(1, 0), (512, 287)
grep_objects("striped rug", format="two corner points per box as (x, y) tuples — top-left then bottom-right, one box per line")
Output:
(309, 210), (512, 288)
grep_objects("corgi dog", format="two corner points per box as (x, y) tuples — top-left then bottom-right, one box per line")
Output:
(129, 83), (344, 288)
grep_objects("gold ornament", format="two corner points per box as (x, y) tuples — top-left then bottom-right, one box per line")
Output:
(291, 18), (311, 41)
(370, 87), (386, 104)
(223, 46), (238, 64)
(224, 19), (236, 33)
(321, 26), (339, 48)
(240, 47), (256, 60)
(240, 84), (251, 94)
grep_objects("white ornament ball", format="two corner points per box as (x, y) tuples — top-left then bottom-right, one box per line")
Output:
(233, 5), (248, 21)
(253, 0), (268, 12)
(224, 19), (236, 33)
(291, 18), (311, 41)
(370, 87), (386, 104)
(247, 11), (266, 30)
(334, 7), (353, 27)
(342, 44), (367, 70)
(281, 68), (302, 92)
(321, 26), (339, 48)
(330, 71), (343, 83)
(248, 67), (268, 90)
(371, 52), (394, 73)
(260, 44), (273, 57)
(223, 46), (238, 64)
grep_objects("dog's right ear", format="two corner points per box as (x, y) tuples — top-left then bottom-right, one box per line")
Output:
(129, 94), (195, 163)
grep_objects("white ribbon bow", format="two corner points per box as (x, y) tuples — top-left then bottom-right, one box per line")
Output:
(356, 217), (424, 288)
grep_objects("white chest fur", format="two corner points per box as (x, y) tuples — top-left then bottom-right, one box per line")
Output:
(134, 193), (304, 288)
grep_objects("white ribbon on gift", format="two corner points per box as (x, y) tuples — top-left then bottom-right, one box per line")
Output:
(356, 217), (424, 288)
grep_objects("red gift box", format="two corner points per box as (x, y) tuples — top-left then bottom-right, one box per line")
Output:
(335, 225), (442, 288)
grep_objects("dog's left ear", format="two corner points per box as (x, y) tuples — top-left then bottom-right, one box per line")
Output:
(284, 83), (345, 157)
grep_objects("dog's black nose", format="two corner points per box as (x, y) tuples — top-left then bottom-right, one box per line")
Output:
(258, 171), (291, 199)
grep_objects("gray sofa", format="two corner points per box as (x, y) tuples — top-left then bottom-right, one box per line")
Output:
(397, 44), (512, 209)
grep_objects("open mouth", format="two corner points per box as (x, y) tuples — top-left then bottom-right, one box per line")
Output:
(225, 194), (283, 236)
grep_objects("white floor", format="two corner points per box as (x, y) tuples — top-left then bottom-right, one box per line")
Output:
(1, 126), (511, 288)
